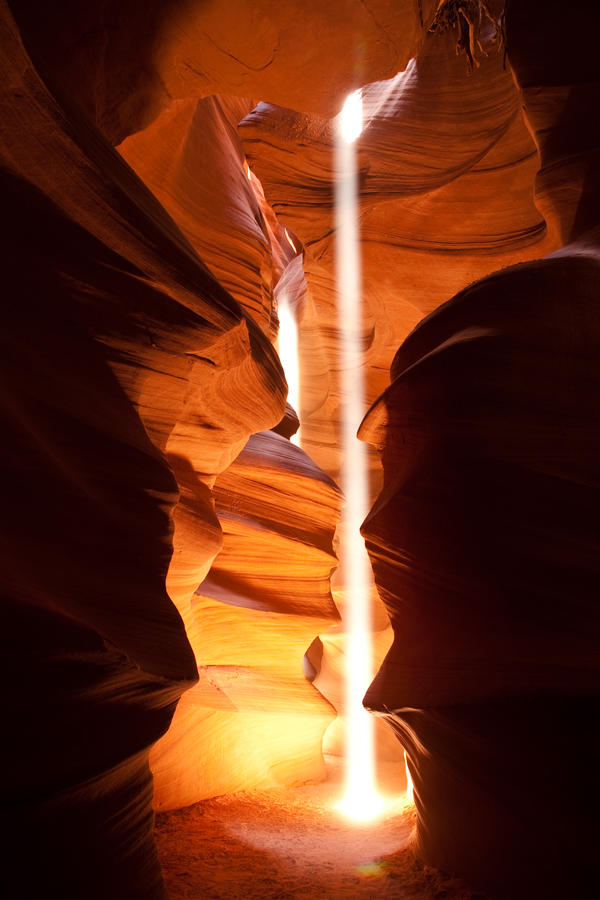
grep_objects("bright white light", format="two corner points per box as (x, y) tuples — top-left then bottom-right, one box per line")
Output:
(277, 293), (300, 445)
(284, 227), (297, 254)
(339, 90), (363, 143)
(404, 750), (414, 804)
(334, 90), (383, 822)
(337, 778), (386, 822)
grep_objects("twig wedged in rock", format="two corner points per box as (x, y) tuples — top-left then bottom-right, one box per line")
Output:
(429, 0), (505, 72)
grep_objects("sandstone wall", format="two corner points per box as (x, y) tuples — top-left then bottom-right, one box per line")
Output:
(0, 3), (284, 897)
(4, 0), (598, 897)
(358, 1), (600, 895)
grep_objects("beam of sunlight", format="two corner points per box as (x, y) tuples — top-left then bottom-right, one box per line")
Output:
(340, 90), (363, 144)
(404, 750), (414, 804)
(334, 90), (384, 822)
(277, 293), (301, 445)
(284, 226), (297, 253)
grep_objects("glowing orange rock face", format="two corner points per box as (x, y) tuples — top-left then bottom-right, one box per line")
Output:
(119, 95), (279, 339)
(156, 0), (437, 120)
(5, 0), (599, 897)
(151, 430), (342, 809)
(240, 20), (559, 482)
(8, 0), (438, 144)
(118, 83), (345, 810)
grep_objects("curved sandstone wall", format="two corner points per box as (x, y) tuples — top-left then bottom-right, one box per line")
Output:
(359, 1), (600, 896)
(4, 0), (433, 894)
(3, 0), (598, 897)
(240, 12), (557, 480)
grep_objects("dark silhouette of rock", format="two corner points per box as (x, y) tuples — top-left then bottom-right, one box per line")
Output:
(2, 0), (599, 896)
(1, 3), (283, 896)
(359, 1), (600, 896)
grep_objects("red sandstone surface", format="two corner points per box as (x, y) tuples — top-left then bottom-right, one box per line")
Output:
(2, 0), (598, 898)
(240, 7), (558, 480)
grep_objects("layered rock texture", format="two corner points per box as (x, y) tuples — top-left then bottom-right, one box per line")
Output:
(118, 95), (280, 338)
(357, 1), (600, 897)
(4, 0), (418, 894)
(8, 0), (438, 143)
(152, 429), (341, 809)
(240, 6), (557, 480)
(117, 81), (344, 810)
(3, 0), (599, 898)
(1, 2), (286, 897)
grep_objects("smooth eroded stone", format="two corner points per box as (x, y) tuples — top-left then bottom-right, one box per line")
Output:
(151, 431), (342, 809)
(359, 3), (600, 888)
(1, 3), (285, 896)
(240, 6), (558, 480)
(8, 0), (439, 143)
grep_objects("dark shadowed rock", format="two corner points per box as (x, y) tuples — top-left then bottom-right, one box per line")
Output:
(359, 2), (600, 895)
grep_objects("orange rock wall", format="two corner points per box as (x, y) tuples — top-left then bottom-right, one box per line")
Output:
(357, 1), (600, 896)
(8, 0), (438, 143)
(0, 2), (290, 897)
(4, 0), (599, 898)
(238, 3), (568, 794)
(152, 430), (341, 809)
(118, 86), (343, 807)
(119, 96), (278, 337)
(240, 18), (558, 480)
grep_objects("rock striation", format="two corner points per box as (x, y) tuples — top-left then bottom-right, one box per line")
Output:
(4, 0), (599, 897)
(359, 1), (600, 896)
(117, 83), (345, 807)
(118, 95), (280, 338)
(240, 7), (558, 480)
(5, 0), (407, 892)
(151, 429), (342, 809)
(1, 2), (285, 897)
(8, 0), (438, 144)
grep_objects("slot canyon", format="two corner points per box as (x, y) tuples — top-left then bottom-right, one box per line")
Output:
(1, 0), (598, 897)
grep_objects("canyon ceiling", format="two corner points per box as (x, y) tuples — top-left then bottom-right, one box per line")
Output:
(1, 1), (598, 899)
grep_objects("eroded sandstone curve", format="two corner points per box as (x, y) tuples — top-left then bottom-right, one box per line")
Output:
(1, 2), (285, 896)
(8, 0), (439, 143)
(359, 1), (600, 895)
(240, 14), (558, 480)
(151, 430), (342, 810)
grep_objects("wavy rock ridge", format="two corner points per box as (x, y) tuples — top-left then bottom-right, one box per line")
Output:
(152, 430), (341, 809)
(0, 2), (288, 897)
(240, 9), (557, 480)
(357, 1), (600, 896)
(3, 0), (599, 897)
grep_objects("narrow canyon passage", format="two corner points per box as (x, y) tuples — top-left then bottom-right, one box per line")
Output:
(2, 1), (598, 899)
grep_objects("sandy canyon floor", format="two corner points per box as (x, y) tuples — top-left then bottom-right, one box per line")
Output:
(155, 760), (490, 899)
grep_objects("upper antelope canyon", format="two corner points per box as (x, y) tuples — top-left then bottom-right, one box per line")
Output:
(2, 1), (598, 898)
